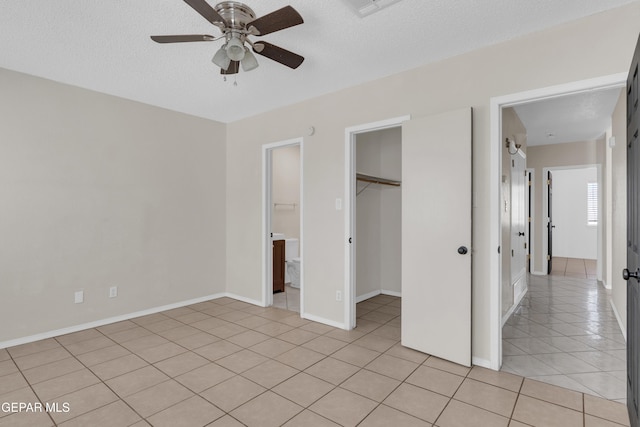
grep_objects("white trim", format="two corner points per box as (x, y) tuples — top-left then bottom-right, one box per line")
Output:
(605, 126), (614, 291)
(0, 293), (226, 349)
(301, 313), (345, 330)
(355, 289), (401, 303)
(356, 290), (381, 303)
(382, 290), (402, 298)
(610, 298), (627, 341)
(262, 137), (305, 314)
(502, 285), (527, 327)
(472, 357), (492, 369)
(526, 168), (535, 274)
(225, 293), (264, 307)
(596, 166), (603, 282)
(531, 270), (546, 276)
(344, 115), (410, 330)
(489, 72), (626, 371)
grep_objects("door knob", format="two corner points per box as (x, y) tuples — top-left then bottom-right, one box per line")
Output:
(518, 232), (525, 236)
(623, 268), (640, 281)
(457, 246), (468, 255)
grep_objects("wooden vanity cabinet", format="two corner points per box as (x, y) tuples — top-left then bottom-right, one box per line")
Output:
(273, 239), (285, 293)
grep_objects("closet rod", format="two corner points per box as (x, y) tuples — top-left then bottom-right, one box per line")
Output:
(356, 173), (401, 187)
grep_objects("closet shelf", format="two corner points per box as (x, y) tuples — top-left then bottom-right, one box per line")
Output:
(356, 172), (401, 196)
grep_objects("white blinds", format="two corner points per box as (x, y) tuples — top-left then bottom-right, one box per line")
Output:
(587, 182), (598, 225)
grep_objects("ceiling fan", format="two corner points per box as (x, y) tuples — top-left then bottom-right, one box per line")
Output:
(151, 0), (304, 75)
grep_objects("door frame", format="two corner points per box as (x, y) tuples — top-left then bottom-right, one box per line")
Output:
(489, 72), (626, 370)
(526, 168), (535, 275)
(262, 137), (304, 313)
(344, 115), (410, 329)
(542, 164), (602, 275)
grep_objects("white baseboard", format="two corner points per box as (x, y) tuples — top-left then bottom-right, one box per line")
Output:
(472, 356), (492, 369)
(531, 270), (546, 276)
(302, 313), (345, 330)
(382, 290), (401, 297)
(0, 293), (226, 350)
(225, 292), (264, 307)
(356, 289), (402, 303)
(610, 299), (627, 341)
(356, 290), (381, 303)
(501, 285), (528, 326)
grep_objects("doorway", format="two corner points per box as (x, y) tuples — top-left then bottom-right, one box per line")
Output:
(490, 73), (627, 371)
(543, 165), (601, 278)
(262, 138), (303, 314)
(345, 109), (473, 367)
(344, 116), (409, 329)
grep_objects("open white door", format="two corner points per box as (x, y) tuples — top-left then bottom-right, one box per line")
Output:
(401, 107), (472, 367)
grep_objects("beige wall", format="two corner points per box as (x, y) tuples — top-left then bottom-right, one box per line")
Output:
(4, 2), (638, 360)
(527, 140), (606, 273)
(355, 128), (402, 299)
(0, 68), (227, 343)
(501, 108), (527, 316)
(272, 145), (300, 240)
(225, 3), (640, 362)
(611, 90), (628, 334)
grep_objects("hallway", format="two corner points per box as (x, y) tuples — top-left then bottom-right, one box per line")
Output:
(502, 272), (626, 402)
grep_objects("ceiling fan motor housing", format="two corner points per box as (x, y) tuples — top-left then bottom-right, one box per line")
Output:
(214, 2), (256, 32)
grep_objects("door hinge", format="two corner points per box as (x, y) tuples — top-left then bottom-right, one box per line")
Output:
(512, 159), (515, 167)
(524, 170), (527, 177)
(528, 217), (531, 223)
(524, 243), (527, 249)
(547, 179), (551, 185)
(547, 255), (551, 261)
(527, 254), (531, 260)
(528, 180), (531, 186)
(511, 249), (514, 257)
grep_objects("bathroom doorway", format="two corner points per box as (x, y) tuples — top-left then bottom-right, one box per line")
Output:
(262, 138), (303, 314)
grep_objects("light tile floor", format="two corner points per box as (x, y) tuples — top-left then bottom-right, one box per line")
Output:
(502, 267), (627, 403)
(550, 257), (598, 280)
(1, 294), (630, 426)
(273, 284), (300, 313)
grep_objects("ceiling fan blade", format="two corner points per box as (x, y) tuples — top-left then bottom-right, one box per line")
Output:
(220, 61), (240, 75)
(253, 42), (304, 69)
(150, 34), (215, 43)
(248, 6), (303, 36)
(184, 0), (227, 27)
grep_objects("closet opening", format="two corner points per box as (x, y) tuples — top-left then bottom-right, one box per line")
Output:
(344, 115), (408, 330)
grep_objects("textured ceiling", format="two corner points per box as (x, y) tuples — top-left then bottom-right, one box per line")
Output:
(514, 88), (623, 147)
(0, 0), (637, 123)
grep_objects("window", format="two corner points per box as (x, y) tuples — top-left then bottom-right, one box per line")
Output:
(587, 182), (598, 225)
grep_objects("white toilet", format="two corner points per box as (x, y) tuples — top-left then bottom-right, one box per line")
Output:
(285, 238), (301, 288)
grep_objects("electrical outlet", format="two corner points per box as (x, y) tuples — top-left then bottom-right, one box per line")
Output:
(336, 291), (342, 301)
(74, 290), (84, 304)
(109, 286), (118, 298)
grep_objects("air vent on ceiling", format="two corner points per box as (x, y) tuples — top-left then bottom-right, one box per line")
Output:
(343, 0), (404, 17)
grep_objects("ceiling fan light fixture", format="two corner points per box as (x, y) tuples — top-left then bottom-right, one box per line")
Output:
(241, 48), (259, 71)
(212, 45), (231, 70)
(226, 36), (246, 61)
